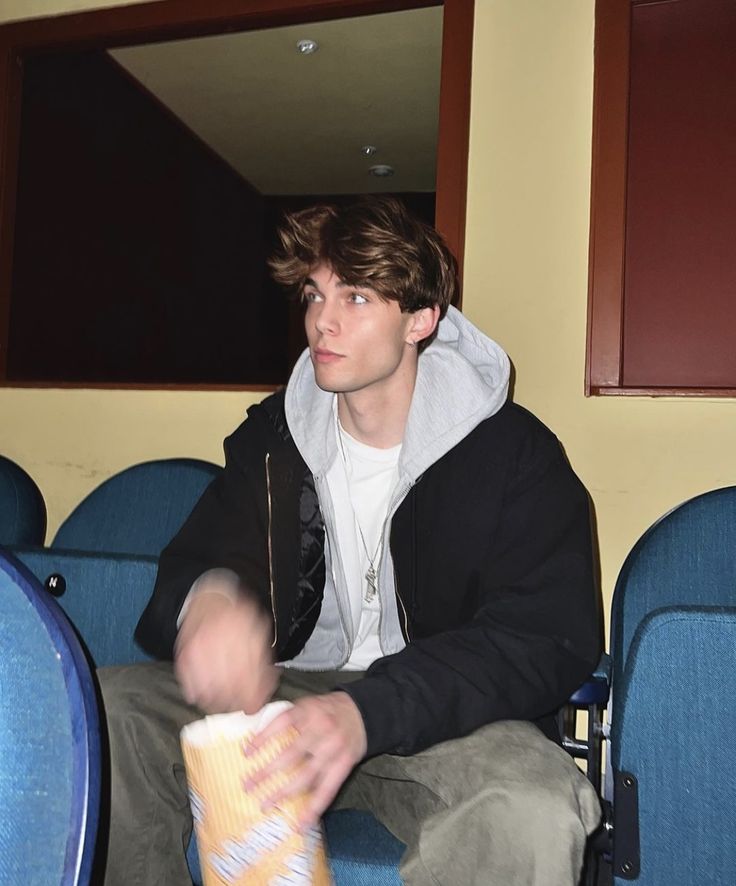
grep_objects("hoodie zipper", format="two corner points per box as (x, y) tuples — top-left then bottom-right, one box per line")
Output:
(316, 474), (354, 660)
(265, 452), (278, 650)
(376, 481), (414, 649)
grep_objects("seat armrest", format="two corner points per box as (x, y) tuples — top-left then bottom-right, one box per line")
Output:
(569, 653), (611, 706)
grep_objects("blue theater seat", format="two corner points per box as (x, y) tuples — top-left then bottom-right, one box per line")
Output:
(0, 548), (100, 886)
(0, 454), (47, 546)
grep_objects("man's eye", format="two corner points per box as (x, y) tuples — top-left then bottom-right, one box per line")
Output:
(349, 292), (368, 305)
(302, 290), (321, 303)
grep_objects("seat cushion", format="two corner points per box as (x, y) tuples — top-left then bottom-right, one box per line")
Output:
(324, 809), (405, 885)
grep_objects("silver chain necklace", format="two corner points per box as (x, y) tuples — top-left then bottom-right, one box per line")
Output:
(336, 418), (390, 603)
(355, 517), (383, 603)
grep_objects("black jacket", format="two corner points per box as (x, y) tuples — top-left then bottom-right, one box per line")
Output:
(136, 390), (602, 758)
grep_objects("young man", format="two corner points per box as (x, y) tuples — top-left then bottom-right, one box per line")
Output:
(100, 197), (601, 885)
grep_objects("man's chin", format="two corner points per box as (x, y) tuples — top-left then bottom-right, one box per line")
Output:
(312, 369), (358, 395)
(311, 363), (348, 394)
(314, 378), (349, 394)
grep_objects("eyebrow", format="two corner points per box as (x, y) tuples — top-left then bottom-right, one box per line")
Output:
(303, 277), (390, 307)
(303, 277), (362, 291)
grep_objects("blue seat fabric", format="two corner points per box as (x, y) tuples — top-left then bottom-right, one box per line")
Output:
(0, 549), (100, 885)
(13, 546), (157, 668)
(609, 485), (736, 886)
(611, 485), (736, 691)
(324, 810), (405, 884)
(10, 458), (221, 669)
(52, 458), (220, 556)
(614, 607), (736, 886)
(0, 455), (47, 546)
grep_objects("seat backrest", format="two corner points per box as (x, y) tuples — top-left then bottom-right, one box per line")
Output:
(12, 546), (158, 668)
(0, 548), (100, 885)
(610, 484), (736, 688)
(0, 455), (47, 546)
(52, 457), (221, 556)
(609, 486), (736, 884)
(611, 607), (736, 885)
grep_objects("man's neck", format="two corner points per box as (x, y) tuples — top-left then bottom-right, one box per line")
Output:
(337, 369), (416, 449)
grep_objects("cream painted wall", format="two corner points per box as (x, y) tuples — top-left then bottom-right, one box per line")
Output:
(2, 0), (735, 634)
(463, 0), (736, 629)
(0, 387), (261, 541)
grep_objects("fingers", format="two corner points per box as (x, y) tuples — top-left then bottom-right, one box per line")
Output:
(246, 708), (294, 751)
(259, 754), (319, 811)
(266, 740), (353, 827)
(301, 757), (353, 827)
(181, 659), (277, 714)
(245, 736), (352, 828)
(241, 694), (367, 826)
(174, 593), (278, 713)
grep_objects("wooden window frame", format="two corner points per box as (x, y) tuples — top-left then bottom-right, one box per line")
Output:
(0, 0), (473, 391)
(586, 0), (736, 397)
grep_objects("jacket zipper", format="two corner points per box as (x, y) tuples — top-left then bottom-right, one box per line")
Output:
(383, 479), (414, 646)
(393, 564), (411, 643)
(265, 452), (278, 649)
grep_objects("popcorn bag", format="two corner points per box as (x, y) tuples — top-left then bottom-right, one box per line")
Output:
(180, 702), (333, 886)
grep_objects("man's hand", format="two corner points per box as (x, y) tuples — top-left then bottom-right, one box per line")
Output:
(174, 586), (279, 714)
(244, 692), (367, 827)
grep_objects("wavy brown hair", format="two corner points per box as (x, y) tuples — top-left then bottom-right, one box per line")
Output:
(268, 196), (458, 350)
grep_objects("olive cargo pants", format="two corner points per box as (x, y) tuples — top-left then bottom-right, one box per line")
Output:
(97, 662), (601, 886)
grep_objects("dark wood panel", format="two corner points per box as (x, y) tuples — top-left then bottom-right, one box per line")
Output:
(586, 0), (630, 393)
(587, 0), (736, 396)
(622, 0), (736, 387)
(434, 0), (473, 280)
(0, 0), (435, 52)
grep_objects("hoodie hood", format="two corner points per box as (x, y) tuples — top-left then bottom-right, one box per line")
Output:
(285, 305), (510, 482)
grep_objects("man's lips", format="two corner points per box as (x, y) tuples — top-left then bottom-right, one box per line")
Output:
(312, 348), (344, 364)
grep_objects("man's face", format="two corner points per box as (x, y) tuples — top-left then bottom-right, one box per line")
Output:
(303, 263), (415, 396)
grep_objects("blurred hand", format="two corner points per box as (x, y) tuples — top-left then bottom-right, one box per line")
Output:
(244, 692), (367, 827)
(174, 583), (279, 714)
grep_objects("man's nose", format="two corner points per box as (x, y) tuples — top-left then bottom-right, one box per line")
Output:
(314, 301), (339, 334)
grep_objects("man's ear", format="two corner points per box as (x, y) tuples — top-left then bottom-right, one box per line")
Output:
(407, 306), (440, 346)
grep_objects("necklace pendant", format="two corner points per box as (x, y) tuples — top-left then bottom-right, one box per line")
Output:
(365, 565), (378, 602)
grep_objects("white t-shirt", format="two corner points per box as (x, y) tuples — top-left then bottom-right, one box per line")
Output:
(180, 411), (403, 671)
(327, 419), (401, 670)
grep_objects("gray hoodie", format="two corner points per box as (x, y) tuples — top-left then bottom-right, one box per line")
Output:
(283, 306), (511, 668)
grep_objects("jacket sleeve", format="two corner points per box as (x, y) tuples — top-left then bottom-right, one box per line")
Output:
(341, 437), (602, 758)
(134, 414), (272, 661)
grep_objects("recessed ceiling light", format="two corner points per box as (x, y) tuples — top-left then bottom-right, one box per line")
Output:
(369, 164), (395, 177)
(296, 39), (319, 55)
(361, 145), (378, 156)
